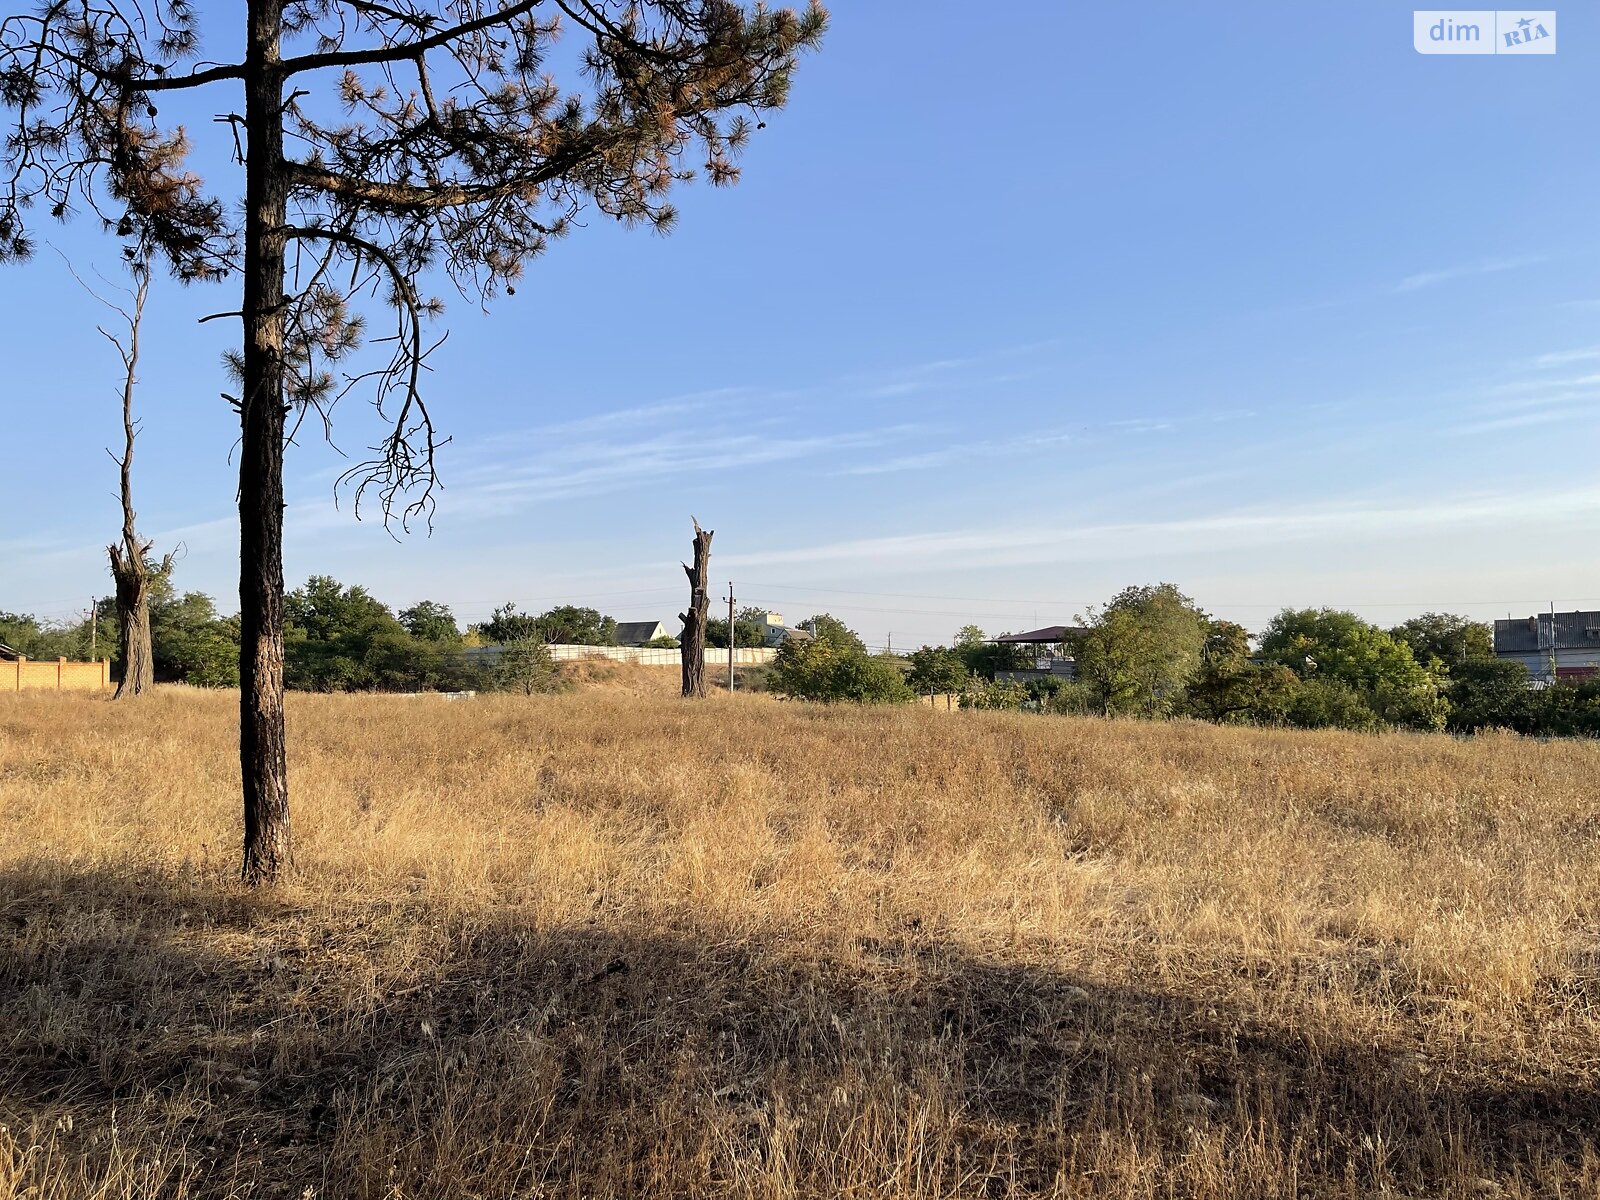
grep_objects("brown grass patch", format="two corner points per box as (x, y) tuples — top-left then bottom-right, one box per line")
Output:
(2, 690), (1598, 1198)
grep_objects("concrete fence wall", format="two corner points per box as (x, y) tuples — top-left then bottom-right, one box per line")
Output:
(3, 657), (109, 693)
(468, 644), (777, 668)
(545, 644), (777, 667)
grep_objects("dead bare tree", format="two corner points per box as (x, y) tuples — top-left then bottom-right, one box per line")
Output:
(2, 0), (826, 882)
(64, 249), (174, 698)
(680, 517), (712, 698)
(99, 256), (174, 697)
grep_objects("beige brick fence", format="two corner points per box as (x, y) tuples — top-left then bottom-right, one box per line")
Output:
(3, 657), (109, 692)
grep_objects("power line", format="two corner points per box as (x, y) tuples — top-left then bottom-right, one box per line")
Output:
(739, 581), (1600, 612)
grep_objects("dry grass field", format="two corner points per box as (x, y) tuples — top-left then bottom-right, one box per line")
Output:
(2, 688), (1599, 1199)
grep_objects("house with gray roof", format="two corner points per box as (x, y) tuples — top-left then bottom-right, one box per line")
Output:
(1493, 610), (1600, 684)
(614, 620), (670, 647)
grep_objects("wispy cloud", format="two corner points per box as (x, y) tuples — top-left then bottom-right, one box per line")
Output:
(1482, 372), (1600, 398)
(1395, 254), (1545, 294)
(1535, 347), (1600, 369)
(837, 432), (1073, 476)
(721, 483), (1600, 573)
(861, 380), (925, 400)
(468, 391), (746, 448)
(1449, 410), (1571, 436)
(835, 408), (1258, 478)
(448, 425), (917, 516)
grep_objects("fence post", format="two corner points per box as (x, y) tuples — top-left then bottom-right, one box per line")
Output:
(58, 656), (65, 690)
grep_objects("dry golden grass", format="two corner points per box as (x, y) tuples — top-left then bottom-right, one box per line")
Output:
(2, 688), (1598, 1198)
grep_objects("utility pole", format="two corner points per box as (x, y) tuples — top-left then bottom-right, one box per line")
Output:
(727, 582), (736, 693)
(1549, 600), (1558, 685)
(88, 597), (97, 661)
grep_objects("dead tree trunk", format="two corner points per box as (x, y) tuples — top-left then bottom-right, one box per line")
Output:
(679, 519), (713, 698)
(108, 557), (156, 696)
(238, 0), (292, 885)
(96, 259), (170, 699)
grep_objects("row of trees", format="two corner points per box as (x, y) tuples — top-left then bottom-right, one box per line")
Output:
(15, 574), (1579, 736)
(759, 587), (1600, 738)
(3, 574), (639, 694)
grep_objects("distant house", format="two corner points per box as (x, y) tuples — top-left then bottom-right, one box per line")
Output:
(994, 624), (1088, 683)
(755, 611), (813, 648)
(1494, 611), (1600, 684)
(614, 620), (669, 647)
(0, 642), (18, 662)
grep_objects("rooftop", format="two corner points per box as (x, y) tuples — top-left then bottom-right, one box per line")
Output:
(614, 620), (666, 644)
(995, 625), (1089, 645)
(1494, 611), (1600, 655)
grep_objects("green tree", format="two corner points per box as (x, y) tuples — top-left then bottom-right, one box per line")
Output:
(400, 601), (460, 643)
(1390, 613), (1494, 670)
(1181, 619), (1299, 724)
(1284, 678), (1381, 733)
(533, 605), (617, 646)
(906, 645), (968, 698)
(796, 613), (868, 654)
(152, 592), (241, 687)
(1260, 609), (1448, 730)
(951, 625), (1030, 679)
(491, 639), (563, 695)
(706, 615), (768, 648)
(477, 604), (544, 645)
(0, 612), (56, 659)
(954, 625), (987, 649)
(1076, 584), (1209, 717)
(1537, 679), (1600, 738)
(0, 608), (111, 664)
(284, 576), (407, 691)
(959, 676), (1030, 711)
(770, 622), (912, 705)
(1445, 658), (1536, 733)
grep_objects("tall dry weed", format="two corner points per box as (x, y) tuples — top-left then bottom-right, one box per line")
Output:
(2, 690), (1597, 1197)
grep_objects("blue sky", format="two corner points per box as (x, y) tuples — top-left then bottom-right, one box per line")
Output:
(4, 2), (1600, 648)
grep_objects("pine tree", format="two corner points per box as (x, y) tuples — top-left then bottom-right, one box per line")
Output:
(2, 0), (825, 881)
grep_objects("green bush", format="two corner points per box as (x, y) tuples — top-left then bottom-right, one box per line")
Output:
(770, 637), (913, 704)
(1284, 678), (1381, 732)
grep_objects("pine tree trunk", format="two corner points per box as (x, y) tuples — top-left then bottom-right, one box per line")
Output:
(680, 520), (713, 698)
(239, 0), (291, 885)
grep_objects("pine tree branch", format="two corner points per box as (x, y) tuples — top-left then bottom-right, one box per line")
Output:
(279, 0), (542, 76)
(15, 42), (245, 92)
(285, 155), (595, 215)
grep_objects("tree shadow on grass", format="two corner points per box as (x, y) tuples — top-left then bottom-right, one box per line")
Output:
(2, 864), (1596, 1198)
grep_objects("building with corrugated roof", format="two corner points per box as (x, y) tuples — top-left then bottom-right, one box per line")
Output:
(1493, 611), (1600, 684)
